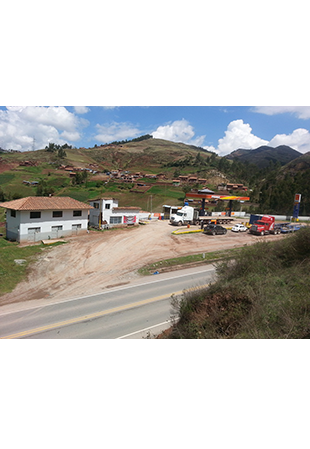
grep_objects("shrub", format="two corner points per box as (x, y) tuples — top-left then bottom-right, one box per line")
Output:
(166, 227), (310, 339)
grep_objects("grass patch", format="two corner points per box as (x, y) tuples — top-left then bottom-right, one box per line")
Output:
(0, 173), (15, 184)
(138, 247), (241, 275)
(0, 238), (67, 296)
(164, 227), (310, 339)
(0, 239), (46, 295)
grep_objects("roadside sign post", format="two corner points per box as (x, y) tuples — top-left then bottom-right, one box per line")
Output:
(292, 193), (301, 221)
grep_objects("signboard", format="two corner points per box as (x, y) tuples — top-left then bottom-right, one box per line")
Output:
(294, 193), (301, 203)
(124, 215), (136, 224)
(293, 194), (301, 219)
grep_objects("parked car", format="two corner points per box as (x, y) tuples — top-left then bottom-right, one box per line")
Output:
(231, 223), (248, 232)
(203, 224), (227, 235)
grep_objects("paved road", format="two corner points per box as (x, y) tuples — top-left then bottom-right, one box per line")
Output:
(0, 265), (216, 339)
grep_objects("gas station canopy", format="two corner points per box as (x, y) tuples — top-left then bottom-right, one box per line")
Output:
(186, 192), (250, 201)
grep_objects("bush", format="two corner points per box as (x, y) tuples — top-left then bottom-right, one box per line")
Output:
(166, 227), (310, 339)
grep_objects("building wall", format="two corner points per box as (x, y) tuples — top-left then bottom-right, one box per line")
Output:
(7, 209), (89, 242)
(89, 198), (119, 227)
(89, 199), (140, 228)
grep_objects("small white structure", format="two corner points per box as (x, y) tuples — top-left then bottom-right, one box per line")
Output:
(0, 196), (92, 243)
(89, 197), (141, 228)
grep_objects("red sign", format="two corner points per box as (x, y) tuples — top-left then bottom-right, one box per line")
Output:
(294, 194), (301, 203)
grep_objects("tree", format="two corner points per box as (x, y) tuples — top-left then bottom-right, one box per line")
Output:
(36, 179), (54, 196)
(57, 148), (67, 158)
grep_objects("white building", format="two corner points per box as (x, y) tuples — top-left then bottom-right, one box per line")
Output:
(89, 197), (141, 228)
(0, 196), (92, 243)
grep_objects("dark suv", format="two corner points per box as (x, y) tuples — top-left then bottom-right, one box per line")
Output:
(203, 224), (227, 235)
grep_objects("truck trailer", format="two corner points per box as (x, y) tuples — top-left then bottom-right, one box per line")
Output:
(169, 205), (234, 226)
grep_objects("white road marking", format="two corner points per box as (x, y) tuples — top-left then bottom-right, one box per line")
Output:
(117, 320), (173, 339)
(0, 266), (215, 316)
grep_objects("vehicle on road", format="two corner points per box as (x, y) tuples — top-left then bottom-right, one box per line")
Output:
(249, 215), (281, 236)
(280, 223), (306, 233)
(170, 205), (200, 226)
(231, 223), (248, 232)
(203, 224), (227, 235)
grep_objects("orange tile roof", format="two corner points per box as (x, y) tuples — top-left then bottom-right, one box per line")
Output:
(0, 196), (92, 211)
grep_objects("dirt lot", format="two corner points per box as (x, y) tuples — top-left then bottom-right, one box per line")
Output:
(0, 220), (285, 306)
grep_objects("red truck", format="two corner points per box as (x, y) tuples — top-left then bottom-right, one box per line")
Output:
(249, 215), (281, 236)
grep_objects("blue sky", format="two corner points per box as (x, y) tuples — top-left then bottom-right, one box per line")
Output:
(1, 106), (310, 156)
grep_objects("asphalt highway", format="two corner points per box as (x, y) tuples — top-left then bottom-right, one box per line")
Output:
(0, 265), (216, 339)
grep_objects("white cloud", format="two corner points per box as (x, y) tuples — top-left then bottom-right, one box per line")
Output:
(73, 106), (90, 114)
(211, 119), (268, 156)
(151, 119), (205, 147)
(269, 128), (310, 153)
(0, 106), (87, 151)
(206, 119), (310, 156)
(253, 106), (310, 120)
(94, 122), (141, 143)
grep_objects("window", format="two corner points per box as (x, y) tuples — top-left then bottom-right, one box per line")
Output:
(30, 211), (41, 219)
(72, 224), (82, 230)
(10, 210), (16, 217)
(93, 203), (99, 209)
(110, 216), (122, 224)
(52, 225), (63, 231)
(73, 210), (82, 216)
(52, 211), (63, 218)
(105, 203), (110, 209)
(28, 227), (41, 233)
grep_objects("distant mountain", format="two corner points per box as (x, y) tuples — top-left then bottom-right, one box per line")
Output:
(225, 145), (302, 169)
(281, 151), (310, 173)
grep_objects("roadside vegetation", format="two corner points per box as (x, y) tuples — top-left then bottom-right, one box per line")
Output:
(138, 248), (242, 275)
(163, 227), (310, 339)
(0, 239), (66, 296)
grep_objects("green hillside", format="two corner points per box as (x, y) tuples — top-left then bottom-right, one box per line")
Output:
(0, 138), (310, 215)
(0, 139), (216, 212)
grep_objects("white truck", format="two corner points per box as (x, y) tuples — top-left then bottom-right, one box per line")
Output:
(169, 206), (200, 226)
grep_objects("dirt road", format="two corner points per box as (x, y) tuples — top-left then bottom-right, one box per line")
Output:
(0, 220), (284, 306)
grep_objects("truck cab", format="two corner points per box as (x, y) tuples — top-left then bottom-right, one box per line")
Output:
(169, 205), (199, 226)
(249, 215), (280, 235)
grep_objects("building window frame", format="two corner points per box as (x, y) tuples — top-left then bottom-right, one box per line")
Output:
(110, 216), (122, 224)
(30, 211), (41, 219)
(52, 211), (63, 218)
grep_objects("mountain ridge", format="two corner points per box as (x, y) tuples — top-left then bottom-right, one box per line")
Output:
(225, 145), (301, 168)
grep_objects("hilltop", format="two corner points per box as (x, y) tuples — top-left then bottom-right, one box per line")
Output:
(225, 145), (301, 168)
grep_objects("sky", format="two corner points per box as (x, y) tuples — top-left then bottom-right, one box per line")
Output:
(1, 105), (310, 156)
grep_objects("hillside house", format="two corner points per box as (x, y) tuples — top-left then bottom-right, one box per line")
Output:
(222, 183), (248, 191)
(0, 196), (92, 243)
(178, 176), (188, 183)
(89, 198), (141, 228)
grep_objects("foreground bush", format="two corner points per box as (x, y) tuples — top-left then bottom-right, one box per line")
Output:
(166, 227), (310, 339)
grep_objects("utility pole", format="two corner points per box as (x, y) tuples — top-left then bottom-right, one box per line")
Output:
(32, 137), (36, 152)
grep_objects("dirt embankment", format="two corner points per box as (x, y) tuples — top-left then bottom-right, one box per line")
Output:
(0, 221), (284, 306)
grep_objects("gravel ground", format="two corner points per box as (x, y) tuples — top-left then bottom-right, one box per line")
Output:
(0, 220), (285, 306)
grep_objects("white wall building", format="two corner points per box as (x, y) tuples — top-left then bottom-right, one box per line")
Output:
(89, 198), (141, 228)
(0, 196), (92, 243)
